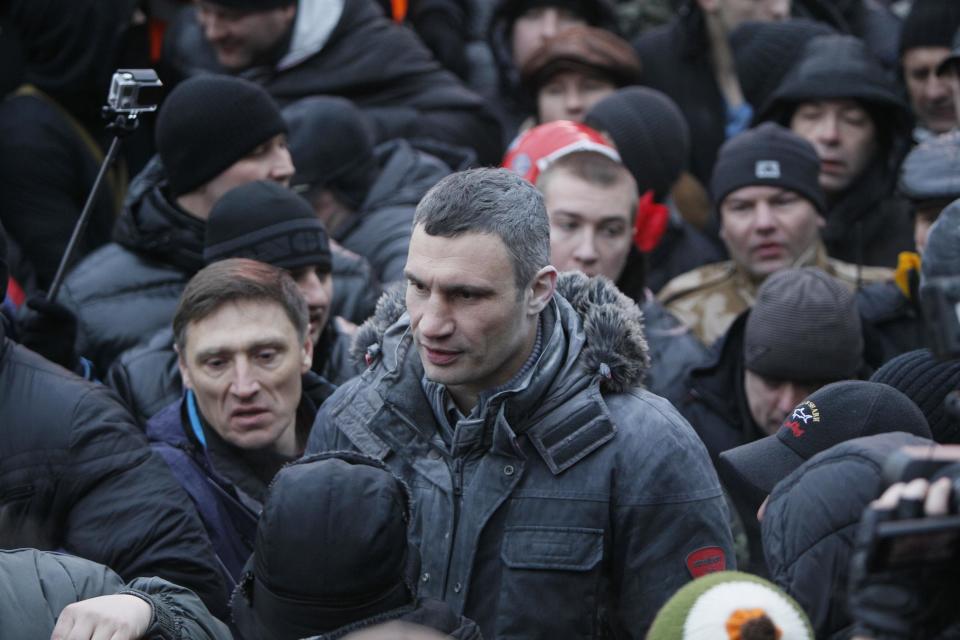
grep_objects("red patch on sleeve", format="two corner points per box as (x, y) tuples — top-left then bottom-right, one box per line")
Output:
(686, 546), (726, 578)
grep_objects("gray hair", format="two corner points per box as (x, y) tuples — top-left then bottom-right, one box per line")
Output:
(413, 168), (550, 290)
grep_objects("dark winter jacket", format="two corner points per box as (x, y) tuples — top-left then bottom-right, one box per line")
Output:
(340, 140), (455, 285)
(58, 159), (204, 374)
(164, 0), (502, 165)
(145, 376), (335, 589)
(108, 323), (355, 427)
(758, 34), (914, 269)
(306, 271), (734, 638)
(640, 294), (711, 399)
(485, 0), (619, 143)
(793, 0), (901, 70)
(762, 431), (933, 639)
(633, 6), (727, 188)
(0, 320), (228, 618)
(330, 245), (382, 325)
(0, 549), (231, 640)
(646, 205), (726, 294)
(856, 280), (927, 367)
(0, 89), (120, 291)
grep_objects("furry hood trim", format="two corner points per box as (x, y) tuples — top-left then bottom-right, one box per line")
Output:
(351, 271), (649, 393)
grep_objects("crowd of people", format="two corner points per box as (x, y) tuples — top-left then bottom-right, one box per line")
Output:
(2, 0), (960, 638)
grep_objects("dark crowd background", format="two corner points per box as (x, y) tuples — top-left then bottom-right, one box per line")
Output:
(2, 0), (960, 638)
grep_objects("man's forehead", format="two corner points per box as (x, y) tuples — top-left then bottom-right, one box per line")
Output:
(183, 300), (298, 352)
(407, 227), (515, 285)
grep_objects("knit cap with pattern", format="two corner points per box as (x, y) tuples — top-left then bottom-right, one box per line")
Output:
(155, 75), (287, 197)
(647, 571), (814, 640)
(871, 348), (960, 444)
(744, 267), (862, 382)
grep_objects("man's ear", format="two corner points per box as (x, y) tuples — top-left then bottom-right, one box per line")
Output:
(176, 343), (194, 391)
(527, 266), (558, 316)
(301, 335), (314, 374)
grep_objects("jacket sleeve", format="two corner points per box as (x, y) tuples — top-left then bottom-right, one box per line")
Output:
(122, 577), (232, 640)
(607, 391), (736, 636)
(61, 385), (229, 619)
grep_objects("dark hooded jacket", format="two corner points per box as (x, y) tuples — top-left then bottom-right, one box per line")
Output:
(58, 158), (204, 374)
(0, 319), (228, 618)
(758, 35), (915, 269)
(107, 320), (355, 427)
(793, 0), (901, 70)
(486, 0), (619, 143)
(164, 0), (502, 165)
(0, 549), (231, 640)
(0, 0), (138, 290)
(632, 3), (726, 188)
(306, 271), (734, 638)
(145, 373), (335, 590)
(762, 432), (934, 639)
(339, 139), (459, 285)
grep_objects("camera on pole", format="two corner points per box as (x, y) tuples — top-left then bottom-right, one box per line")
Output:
(46, 69), (163, 302)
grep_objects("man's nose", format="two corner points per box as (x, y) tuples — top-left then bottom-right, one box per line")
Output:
(417, 295), (455, 339)
(300, 271), (329, 307)
(777, 383), (807, 417)
(813, 113), (841, 145)
(753, 201), (777, 230)
(572, 229), (599, 263)
(230, 359), (261, 398)
(270, 147), (295, 185)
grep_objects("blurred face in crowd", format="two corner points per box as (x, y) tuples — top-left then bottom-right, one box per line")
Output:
(538, 71), (617, 122)
(790, 99), (879, 197)
(719, 186), (824, 280)
(743, 370), (821, 435)
(512, 6), (586, 68)
(902, 47), (957, 135)
(197, 1), (296, 70)
(697, 0), (790, 32)
(289, 265), (333, 345)
(179, 299), (312, 456)
(404, 225), (555, 411)
(188, 134), (295, 218)
(541, 164), (636, 280)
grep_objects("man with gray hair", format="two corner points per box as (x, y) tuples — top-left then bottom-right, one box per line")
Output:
(306, 167), (734, 638)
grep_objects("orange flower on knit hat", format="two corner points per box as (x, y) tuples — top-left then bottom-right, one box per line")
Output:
(726, 608), (783, 640)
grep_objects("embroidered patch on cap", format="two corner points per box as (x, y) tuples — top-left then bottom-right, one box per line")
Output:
(755, 160), (781, 179)
(782, 400), (820, 438)
(686, 546), (727, 578)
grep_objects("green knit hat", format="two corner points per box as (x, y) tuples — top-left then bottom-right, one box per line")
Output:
(647, 571), (814, 640)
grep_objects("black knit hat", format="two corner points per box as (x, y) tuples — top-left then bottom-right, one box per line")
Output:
(711, 122), (826, 213)
(744, 267), (862, 383)
(758, 35), (911, 131)
(156, 75), (287, 197)
(283, 96), (378, 210)
(899, 0), (960, 56)
(718, 381), (931, 510)
(231, 452), (417, 640)
(872, 349), (960, 444)
(731, 19), (835, 112)
(585, 87), (689, 200)
(899, 131), (960, 204)
(204, 181), (331, 273)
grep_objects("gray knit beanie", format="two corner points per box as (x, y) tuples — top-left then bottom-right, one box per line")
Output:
(744, 267), (863, 382)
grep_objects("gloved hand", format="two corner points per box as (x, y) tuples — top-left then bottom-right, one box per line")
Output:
(18, 293), (79, 370)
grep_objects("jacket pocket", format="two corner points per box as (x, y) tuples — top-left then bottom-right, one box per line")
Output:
(497, 526), (604, 639)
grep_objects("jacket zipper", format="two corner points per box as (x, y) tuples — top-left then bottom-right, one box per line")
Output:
(442, 455), (464, 597)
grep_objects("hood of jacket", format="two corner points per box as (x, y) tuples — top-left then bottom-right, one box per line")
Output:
(360, 140), (457, 214)
(762, 431), (933, 638)
(111, 156), (206, 273)
(352, 271), (650, 397)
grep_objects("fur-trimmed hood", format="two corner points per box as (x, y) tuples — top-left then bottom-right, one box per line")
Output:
(351, 271), (650, 394)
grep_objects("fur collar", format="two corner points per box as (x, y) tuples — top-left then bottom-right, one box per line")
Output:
(351, 271), (649, 393)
